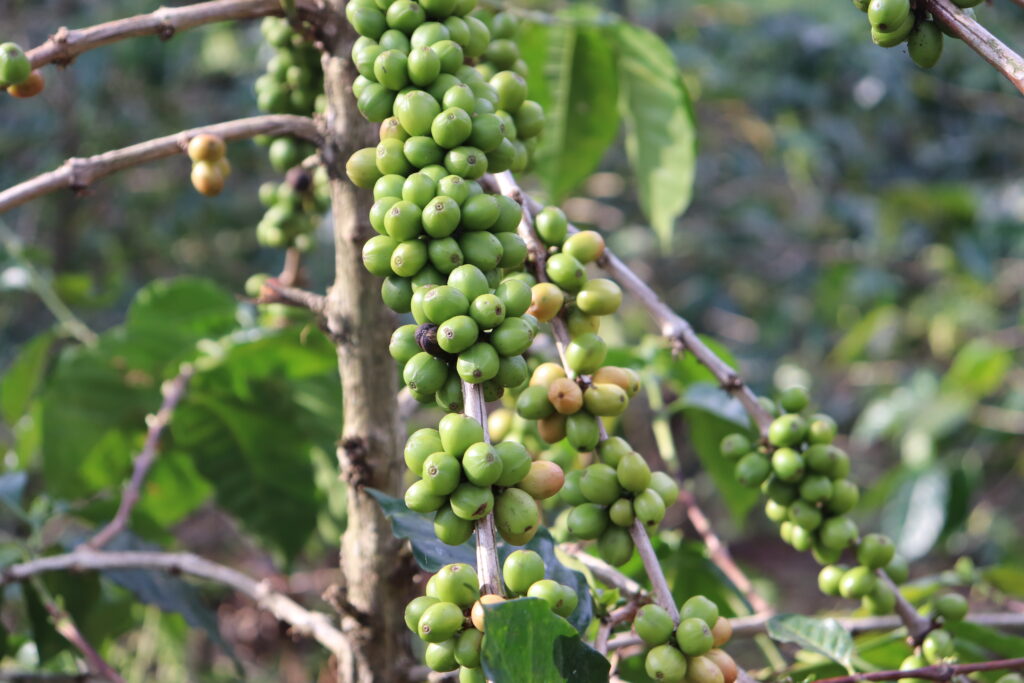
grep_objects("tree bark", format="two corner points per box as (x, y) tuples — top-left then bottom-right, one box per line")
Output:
(321, 5), (414, 682)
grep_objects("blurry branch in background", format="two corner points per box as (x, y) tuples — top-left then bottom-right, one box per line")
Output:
(25, 0), (326, 69)
(84, 367), (195, 550)
(0, 221), (97, 346)
(1, 551), (351, 661)
(0, 115), (320, 215)
(816, 657), (1024, 682)
(30, 577), (126, 683)
(922, 0), (1024, 96)
(260, 277), (328, 315)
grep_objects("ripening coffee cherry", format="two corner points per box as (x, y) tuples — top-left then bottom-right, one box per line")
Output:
(187, 134), (227, 163)
(592, 366), (641, 397)
(645, 644), (688, 683)
(707, 649), (738, 683)
(564, 333), (608, 375)
(494, 441), (532, 487)
(562, 230), (605, 264)
(933, 592), (968, 621)
(768, 414), (808, 447)
(527, 282), (565, 323)
(720, 433), (752, 460)
(688, 654), (727, 683)
(734, 453), (771, 488)
(503, 549), (545, 595)
(818, 564), (846, 596)
(547, 378), (583, 415)
(779, 385), (809, 413)
(634, 604), (675, 646)
(347, 147), (383, 188)
(470, 594), (505, 632)
(676, 617), (714, 656)
(517, 460), (565, 500)
(711, 618), (733, 648)
(583, 383), (628, 417)
(568, 502), (609, 540)
(191, 161), (225, 196)
(537, 412), (567, 444)
(439, 412), (484, 457)
(598, 525), (634, 566)
(857, 533), (896, 569)
(838, 566), (876, 599)
(681, 595), (720, 627)
(649, 471), (680, 507)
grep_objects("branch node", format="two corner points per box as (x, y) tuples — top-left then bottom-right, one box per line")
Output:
(339, 436), (372, 488)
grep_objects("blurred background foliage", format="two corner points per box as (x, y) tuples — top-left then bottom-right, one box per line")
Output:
(0, 0), (1022, 680)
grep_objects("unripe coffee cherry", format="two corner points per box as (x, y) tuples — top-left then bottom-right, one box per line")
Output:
(526, 579), (567, 612)
(857, 533), (895, 569)
(564, 333), (608, 375)
(516, 460), (565, 500)
(932, 592), (968, 621)
(649, 471), (680, 507)
(425, 640), (458, 672)
(899, 654), (927, 681)
(516, 385), (555, 419)
(644, 644), (688, 683)
(503, 549), (545, 595)
(884, 554), (910, 584)
(681, 595), (720, 627)
(567, 502), (609, 540)
(0, 43), (31, 86)
(807, 413), (838, 444)
(449, 482), (494, 520)
(633, 603), (674, 646)
(719, 433), (752, 460)
(459, 666), (485, 683)
(563, 230), (605, 263)
(433, 563), (480, 608)
(566, 411), (600, 451)
(617, 452), (651, 493)
(580, 463), (621, 505)
(838, 566), (876, 599)
(867, 0), (910, 32)
(418, 601), (464, 643)
(495, 487), (540, 544)
(439, 412), (484, 457)
(494, 441), (532, 487)
(434, 504), (474, 545)
(454, 628), (484, 668)
(421, 451), (461, 495)
(768, 414), (808, 447)
(576, 278), (622, 316)
(187, 134), (227, 163)
(583, 382), (628, 417)
(771, 447), (805, 483)
(405, 595), (440, 632)
(546, 253), (587, 292)
(734, 453), (771, 488)
(531, 361), (567, 388)
(597, 525), (634, 566)
(608, 497), (635, 527)
(778, 385), (809, 413)
(535, 206), (568, 246)
(676, 617), (714, 656)
(817, 565), (846, 596)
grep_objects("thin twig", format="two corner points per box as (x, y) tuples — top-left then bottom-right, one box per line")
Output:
(280, 247), (303, 287)
(463, 381), (503, 597)
(678, 489), (771, 615)
(25, 0), (325, 69)
(817, 657), (1024, 682)
(261, 278), (328, 314)
(628, 520), (680, 623)
(32, 579), (125, 683)
(0, 115), (320, 214)
(921, 0), (1024, 96)
(85, 367), (194, 550)
(2, 550), (351, 659)
(0, 221), (97, 346)
(560, 545), (646, 599)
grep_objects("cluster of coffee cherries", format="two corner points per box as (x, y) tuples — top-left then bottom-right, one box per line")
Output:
(895, 593), (971, 680)
(0, 42), (44, 98)
(254, 16), (323, 248)
(403, 413), (563, 546)
(854, 0), (969, 68)
(345, 0), (542, 174)
(560, 435), (680, 566)
(186, 134), (231, 197)
(635, 596), (738, 683)
(405, 552), (577, 681)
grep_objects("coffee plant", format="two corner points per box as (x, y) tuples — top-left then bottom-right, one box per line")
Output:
(0, 0), (1022, 681)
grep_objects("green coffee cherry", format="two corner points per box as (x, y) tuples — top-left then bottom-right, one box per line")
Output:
(405, 595), (440, 632)
(787, 499), (822, 531)
(676, 617), (714, 656)
(826, 479), (860, 515)
(598, 437), (631, 467)
(885, 554), (910, 584)
(720, 433), (752, 460)
(567, 503), (609, 540)
(462, 442), (502, 486)
(495, 278), (531, 318)
(819, 515), (858, 550)
(597, 525), (634, 566)
(608, 497), (635, 527)
(634, 604), (675, 646)
(494, 441), (532, 487)
(381, 275), (413, 312)
(838, 566), (876, 599)
(403, 352), (449, 394)
(546, 253), (588, 293)
(526, 579), (568, 613)
(800, 474), (833, 503)
(457, 341), (500, 383)
(566, 411), (601, 451)
(503, 549), (545, 595)
(735, 453), (771, 488)
(0, 43), (32, 86)
(818, 565), (846, 596)
(564, 333), (607, 375)
(434, 563), (481, 608)
(634, 489), (667, 530)
(645, 644), (688, 683)
(867, 0), (910, 32)
(779, 386), (809, 413)
(449, 482), (494, 520)
(681, 595), (720, 627)
(420, 449), (461, 496)
(435, 504), (474, 545)
(857, 533), (895, 569)
(516, 385), (555, 419)
(768, 414), (808, 447)
(764, 476), (797, 505)
(439, 412), (484, 457)
(807, 413), (838, 444)
(933, 592), (968, 621)
(418, 600), (464, 643)
(616, 452), (652, 493)
(921, 628), (954, 664)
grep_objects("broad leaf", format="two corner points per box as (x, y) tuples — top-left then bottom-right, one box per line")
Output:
(683, 407), (760, 522)
(23, 582), (65, 662)
(881, 467), (949, 561)
(766, 614), (854, 672)
(482, 599), (609, 683)
(1, 329), (55, 425)
(659, 539), (752, 618)
(526, 18), (620, 201)
(616, 22), (696, 246)
(945, 621), (1024, 659)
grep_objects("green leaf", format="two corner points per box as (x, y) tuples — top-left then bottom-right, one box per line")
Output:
(942, 338), (1011, 398)
(615, 22), (696, 247)
(674, 383), (750, 427)
(0, 471), (28, 511)
(23, 582), (65, 662)
(881, 467), (949, 561)
(945, 621), (1024, 659)
(1, 329), (55, 425)
(659, 539), (752, 617)
(984, 565), (1024, 599)
(481, 598), (609, 683)
(766, 614), (855, 672)
(683, 407), (760, 522)
(527, 18), (620, 201)
(368, 490), (594, 632)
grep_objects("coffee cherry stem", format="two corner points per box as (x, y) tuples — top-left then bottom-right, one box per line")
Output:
(463, 380), (504, 597)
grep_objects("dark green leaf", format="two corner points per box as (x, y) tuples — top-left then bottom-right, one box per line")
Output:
(945, 621), (1024, 659)
(481, 598), (609, 683)
(766, 614), (854, 671)
(683, 408), (760, 522)
(22, 582), (65, 662)
(615, 22), (696, 246)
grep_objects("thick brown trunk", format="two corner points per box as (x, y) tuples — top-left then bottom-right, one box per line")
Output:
(321, 5), (414, 682)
